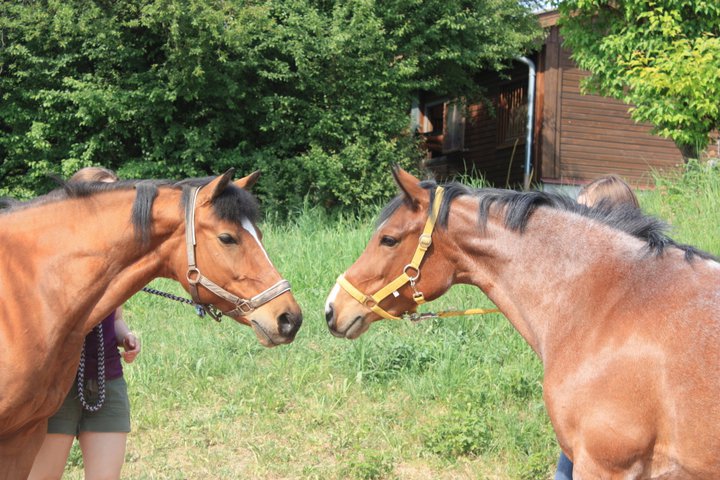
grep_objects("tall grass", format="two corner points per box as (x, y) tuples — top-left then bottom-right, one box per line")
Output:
(60, 165), (719, 479)
(641, 160), (720, 255)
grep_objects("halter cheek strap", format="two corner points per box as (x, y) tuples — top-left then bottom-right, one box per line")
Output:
(337, 186), (445, 320)
(185, 185), (291, 321)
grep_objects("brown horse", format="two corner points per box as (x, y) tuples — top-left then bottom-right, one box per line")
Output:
(325, 167), (720, 479)
(0, 170), (302, 478)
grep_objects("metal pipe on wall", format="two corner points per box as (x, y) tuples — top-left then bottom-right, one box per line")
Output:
(517, 56), (536, 190)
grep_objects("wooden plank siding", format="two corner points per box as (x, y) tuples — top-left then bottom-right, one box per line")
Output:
(553, 46), (683, 186)
(421, 64), (530, 186)
(423, 92), (535, 187)
(463, 98), (528, 187)
(418, 10), (696, 189)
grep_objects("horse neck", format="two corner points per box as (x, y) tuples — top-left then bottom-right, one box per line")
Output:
(441, 198), (641, 362)
(89, 190), (188, 327)
(2, 189), (184, 332)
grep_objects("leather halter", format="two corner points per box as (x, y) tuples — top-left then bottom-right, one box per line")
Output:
(337, 187), (445, 320)
(184, 185), (291, 322)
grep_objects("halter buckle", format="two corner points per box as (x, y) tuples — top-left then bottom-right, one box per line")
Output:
(418, 234), (432, 250)
(363, 297), (378, 309)
(235, 300), (254, 314)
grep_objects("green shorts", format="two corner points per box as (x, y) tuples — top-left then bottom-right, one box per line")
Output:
(48, 377), (131, 436)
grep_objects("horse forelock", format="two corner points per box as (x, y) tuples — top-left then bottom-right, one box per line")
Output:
(132, 177), (261, 244)
(178, 178), (260, 226)
(376, 179), (444, 228)
(379, 180), (718, 263)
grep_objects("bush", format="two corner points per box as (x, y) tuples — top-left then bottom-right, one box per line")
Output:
(0, 0), (541, 215)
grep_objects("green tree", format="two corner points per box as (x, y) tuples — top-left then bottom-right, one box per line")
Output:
(558, 0), (720, 159)
(1, 0), (541, 213)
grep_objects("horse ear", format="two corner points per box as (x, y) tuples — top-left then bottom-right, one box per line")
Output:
(200, 169), (235, 204)
(391, 165), (426, 208)
(235, 170), (261, 191)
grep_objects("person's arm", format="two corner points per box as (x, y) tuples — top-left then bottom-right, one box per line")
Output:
(114, 306), (141, 363)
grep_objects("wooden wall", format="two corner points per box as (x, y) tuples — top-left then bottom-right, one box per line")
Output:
(463, 69), (529, 187)
(539, 25), (684, 187)
(420, 64), (530, 187)
(420, 14), (691, 189)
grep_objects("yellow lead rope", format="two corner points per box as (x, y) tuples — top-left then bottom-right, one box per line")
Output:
(407, 307), (501, 322)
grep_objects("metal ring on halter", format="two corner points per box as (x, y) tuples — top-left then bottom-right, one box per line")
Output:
(403, 264), (420, 282)
(186, 267), (201, 285)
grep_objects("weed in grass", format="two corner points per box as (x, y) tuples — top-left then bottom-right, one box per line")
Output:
(518, 451), (553, 480)
(645, 159), (720, 254)
(423, 405), (493, 458)
(345, 336), (437, 384)
(505, 369), (543, 402)
(343, 451), (397, 480)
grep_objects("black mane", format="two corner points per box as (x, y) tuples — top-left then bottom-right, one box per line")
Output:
(378, 180), (717, 262)
(1, 176), (260, 245)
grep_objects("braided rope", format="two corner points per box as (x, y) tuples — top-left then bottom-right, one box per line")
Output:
(77, 324), (106, 412)
(141, 286), (207, 317)
(75, 287), (210, 411)
(141, 286), (194, 305)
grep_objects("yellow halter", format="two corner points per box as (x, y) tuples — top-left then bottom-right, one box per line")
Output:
(337, 186), (500, 321)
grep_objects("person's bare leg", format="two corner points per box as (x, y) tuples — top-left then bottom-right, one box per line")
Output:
(27, 434), (75, 480)
(78, 431), (127, 480)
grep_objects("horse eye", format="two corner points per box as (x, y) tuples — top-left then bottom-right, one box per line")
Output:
(218, 233), (237, 245)
(380, 235), (398, 247)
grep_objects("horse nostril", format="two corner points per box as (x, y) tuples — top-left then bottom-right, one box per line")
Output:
(278, 312), (301, 336)
(325, 304), (335, 326)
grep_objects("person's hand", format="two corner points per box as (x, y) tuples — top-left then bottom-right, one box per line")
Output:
(121, 332), (141, 363)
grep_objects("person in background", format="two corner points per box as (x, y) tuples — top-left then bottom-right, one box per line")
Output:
(555, 174), (640, 480)
(29, 167), (141, 480)
(576, 174), (640, 210)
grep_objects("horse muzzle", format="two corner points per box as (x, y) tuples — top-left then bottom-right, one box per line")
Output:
(249, 306), (303, 347)
(325, 303), (370, 339)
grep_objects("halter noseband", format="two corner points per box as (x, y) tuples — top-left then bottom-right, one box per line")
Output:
(185, 185), (291, 321)
(337, 186), (445, 320)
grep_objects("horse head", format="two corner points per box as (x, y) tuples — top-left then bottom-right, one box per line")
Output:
(324, 167), (453, 339)
(176, 170), (303, 347)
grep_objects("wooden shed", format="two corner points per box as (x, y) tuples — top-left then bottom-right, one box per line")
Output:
(415, 10), (689, 189)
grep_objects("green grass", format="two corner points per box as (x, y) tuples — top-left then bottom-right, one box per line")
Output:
(641, 159), (720, 254)
(60, 164), (720, 479)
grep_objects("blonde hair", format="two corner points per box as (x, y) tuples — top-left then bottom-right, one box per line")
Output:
(577, 174), (640, 209)
(69, 167), (119, 183)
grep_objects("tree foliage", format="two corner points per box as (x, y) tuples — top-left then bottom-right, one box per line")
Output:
(558, 0), (720, 158)
(1, 0), (541, 213)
